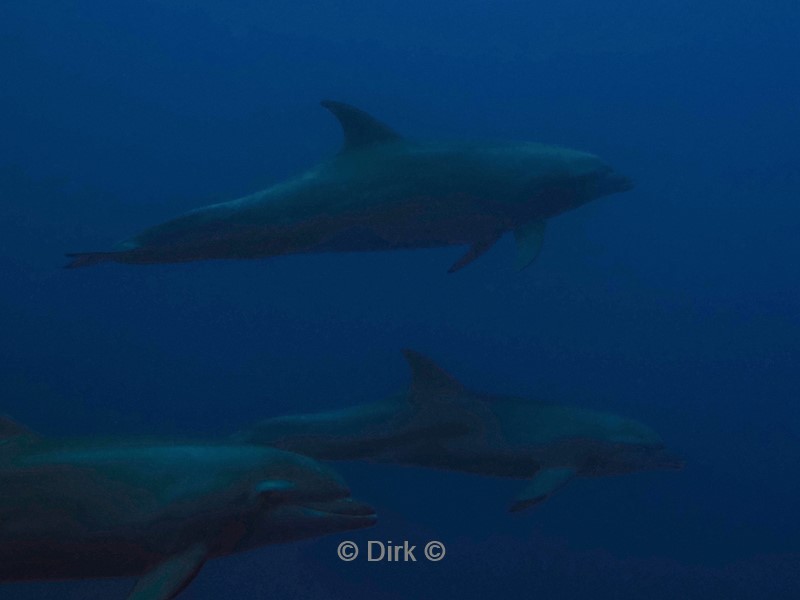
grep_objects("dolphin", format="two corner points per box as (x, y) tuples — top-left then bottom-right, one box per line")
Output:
(66, 101), (633, 271)
(0, 417), (375, 600)
(235, 350), (683, 512)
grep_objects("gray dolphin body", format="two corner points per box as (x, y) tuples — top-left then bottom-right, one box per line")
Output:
(67, 101), (632, 271)
(0, 418), (375, 600)
(236, 350), (683, 512)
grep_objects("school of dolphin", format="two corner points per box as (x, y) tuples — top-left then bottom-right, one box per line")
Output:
(1, 101), (681, 599)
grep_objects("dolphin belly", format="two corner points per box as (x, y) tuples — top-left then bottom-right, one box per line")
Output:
(308, 207), (507, 254)
(100, 201), (508, 266)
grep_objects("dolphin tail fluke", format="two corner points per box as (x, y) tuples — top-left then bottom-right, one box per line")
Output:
(64, 251), (119, 269)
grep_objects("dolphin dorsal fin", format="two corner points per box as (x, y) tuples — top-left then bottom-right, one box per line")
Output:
(0, 416), (39, 442)
(321, 100), (401, 152)
(403, 349), (464, 404)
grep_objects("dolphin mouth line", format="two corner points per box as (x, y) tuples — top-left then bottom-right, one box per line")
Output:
(662, 459), (686, 470)
(301, 499), (377, 520)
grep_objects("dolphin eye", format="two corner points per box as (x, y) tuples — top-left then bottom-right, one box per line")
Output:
(256, 480), (296, 495)
(252, 479), (297, 507)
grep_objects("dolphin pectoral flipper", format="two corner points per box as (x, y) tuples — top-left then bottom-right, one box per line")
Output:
(447, 233), (502, 273)
(509, 467), (576, 512)
(127, 543), (209, 600)
(514, 220), (546, 270)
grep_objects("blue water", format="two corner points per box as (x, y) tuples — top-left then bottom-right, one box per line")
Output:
(1, 1), (798, 598)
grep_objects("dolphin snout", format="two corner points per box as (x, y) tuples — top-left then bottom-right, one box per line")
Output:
(590, 168), (634, 199)
(608, 172), (634, 193)
(322, 480), (353, 501)
(655, 450), (685, 471)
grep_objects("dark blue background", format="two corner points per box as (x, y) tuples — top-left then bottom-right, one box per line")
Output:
(1, 1), (798, 598)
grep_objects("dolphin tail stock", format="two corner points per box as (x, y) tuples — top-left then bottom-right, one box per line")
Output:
(64, 251), (120, 269)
